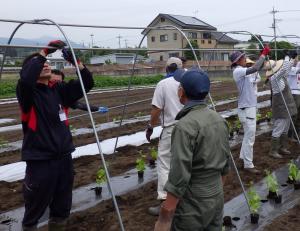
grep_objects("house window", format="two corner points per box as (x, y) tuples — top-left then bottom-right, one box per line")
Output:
(169, 52), (179, 57)
(201, 40), (205, 44)
(188, 32), (197, 39)
(222, 53), (229, 61)
(173, 33), (177, 40)
(208, 40), (212, 44)
(203, 32), (211, 39)
(161, 17), (165, 22)
(160, 55), (164, 61)
(160, 34), (168, 42)
(151, 36), (155, 42)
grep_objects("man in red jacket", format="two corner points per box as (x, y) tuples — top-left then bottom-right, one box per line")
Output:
(17, 40), (94, 230)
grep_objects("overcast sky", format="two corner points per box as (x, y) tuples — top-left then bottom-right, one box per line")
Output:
(0, 0), (300, 48)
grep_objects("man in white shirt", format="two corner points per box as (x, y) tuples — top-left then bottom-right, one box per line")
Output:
(146, 57), (184, 216)
(287, 54), (300, 140)
(230, 47), (269, 174)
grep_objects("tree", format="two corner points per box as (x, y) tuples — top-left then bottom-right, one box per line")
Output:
(248, 34), (263, 44)
(247, 43), (259, 59)
(184, 40), (200, 60)
(269, 41), (294, 60)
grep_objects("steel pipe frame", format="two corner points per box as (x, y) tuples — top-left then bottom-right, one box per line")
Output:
(0, 17), (299, 39)
(1, 18), (125, 231)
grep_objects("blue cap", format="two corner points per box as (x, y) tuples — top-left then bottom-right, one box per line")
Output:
(180, 68), (210, 100)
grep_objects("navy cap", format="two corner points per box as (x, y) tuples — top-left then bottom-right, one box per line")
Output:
(180, 68), (210, 100)
(230, 51), (245, 64)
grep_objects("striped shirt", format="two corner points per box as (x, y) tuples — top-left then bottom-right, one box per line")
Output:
(270, 56), (294, 94)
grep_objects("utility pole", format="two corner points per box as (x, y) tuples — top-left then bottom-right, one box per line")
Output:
(270, 7), (279, 61)
(116, 35), (122, 49)
(90, 34), (94, 56)
(124, 39), (128, 48)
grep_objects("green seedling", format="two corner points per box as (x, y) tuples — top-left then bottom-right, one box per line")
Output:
(150, 147), (158, 161)
(96, 168), (106, 185)
(265, 111), (272, 120)
(234, 119), (241, 130)
(136, 153), (146, 172)
(247, 183), (261, 214)
(265, 170), (279, 193)
(256, 113), (262, 121)
(288, 160), (300, 181)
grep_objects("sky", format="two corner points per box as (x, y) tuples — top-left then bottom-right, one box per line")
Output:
(0, 0), (300, 48)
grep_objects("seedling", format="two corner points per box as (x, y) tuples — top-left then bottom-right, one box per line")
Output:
(234, 119), (241, 133)
(136, 153), (146, 178)
(0, 137), (8, 148)
(226, 121), (234, 138)
(265, 170), (278, 194)
(256, 113), (262, 124)
(95, 168), (106, 196)
(148, 147), (158, 167)
(288, 160), (299, 182)
(265, 111), (272, 121)
(247, 183), (261, 224)
(69, 125), (76, 135)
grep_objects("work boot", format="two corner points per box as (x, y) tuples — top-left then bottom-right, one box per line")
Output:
(243, 167), (260, 174)
(48, 217), (67, 231)
(279, 134), (291, 155)
(148, 202), (163, 216)
(269, 137), (283, 159)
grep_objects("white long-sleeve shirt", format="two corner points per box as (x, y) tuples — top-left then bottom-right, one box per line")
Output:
(287, 62), (300, 95)
(270, 56), (294, 94)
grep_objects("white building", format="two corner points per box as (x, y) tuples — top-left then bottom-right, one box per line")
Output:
(47, 50), (73, 70)
(90, 53), (145, 65)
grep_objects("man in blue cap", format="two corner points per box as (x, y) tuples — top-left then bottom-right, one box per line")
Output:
(154, 69), (230, 231)
(230, 46), (270, 174)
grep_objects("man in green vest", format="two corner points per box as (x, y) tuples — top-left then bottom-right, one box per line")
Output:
(154, 68), (230, 231)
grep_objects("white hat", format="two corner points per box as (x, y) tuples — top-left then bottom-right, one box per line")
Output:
(265, 60), (284, 77)
(166, 57), (183, 68)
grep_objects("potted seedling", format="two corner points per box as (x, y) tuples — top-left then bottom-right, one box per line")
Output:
(265, 111), (272, 122)
(234, 119), (241, 134)
(287, 160), (299, 184)
(149, 147), (158, 167)
(226, 121), (234, 139)
(247, 184), (261, 224)
(265, 170), (281, 203)
(256, 113), (262, 125)
(95, 168), (106, 196)
(136, 155), (146, 179)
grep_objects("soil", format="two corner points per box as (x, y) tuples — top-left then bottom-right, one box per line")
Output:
(34, 133), (300, 231)
(263, 203), (300, 231)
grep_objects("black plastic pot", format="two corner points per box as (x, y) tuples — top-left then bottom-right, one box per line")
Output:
(149, 159), (156, 167)
(223, 216), (233, 227)
(95, 186), (102, 196)
(250, 213), (259, 224)
(138, 171), (144, 179)
(287, 178), (296, 184)
(294, 182), (300, 190)
(274, 194), (282, 204)
(267, 118), (271, 122)
(267, 191), (277, 199)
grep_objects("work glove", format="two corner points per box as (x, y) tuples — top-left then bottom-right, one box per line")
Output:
(43, 40), (66, 56)
(146, 125), (153, 142)
(261, 45), (270, 56)
(98, 106), (108, 113)
(62, 48), (81, 65)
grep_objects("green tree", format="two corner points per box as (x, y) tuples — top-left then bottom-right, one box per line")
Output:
(184, 40), (200, 60)
(247, 43), (259, 59)
(269, 41), (294, 60)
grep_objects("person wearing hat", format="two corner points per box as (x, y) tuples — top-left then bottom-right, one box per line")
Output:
(146, 57), (184, 216)
(265, 51), (298, 158)
(154, 69), (230, 231)
(287, 52), (300, 140)
(230, 46), (270, 174)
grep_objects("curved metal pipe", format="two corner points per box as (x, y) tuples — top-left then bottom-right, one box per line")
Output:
(0, 22), (25, 80)
(26, 18), (125, 231)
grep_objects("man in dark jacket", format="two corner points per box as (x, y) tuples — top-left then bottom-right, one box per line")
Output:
(154, 69), (230, 231)
(16, 40), (94, 230)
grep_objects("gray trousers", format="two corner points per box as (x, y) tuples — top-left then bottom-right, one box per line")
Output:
(272, 119), (290, 138)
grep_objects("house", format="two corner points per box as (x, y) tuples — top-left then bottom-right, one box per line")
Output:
(142, 14), (238, 66)
(90, 53), (145, 65)
(47, 50), (73, 70)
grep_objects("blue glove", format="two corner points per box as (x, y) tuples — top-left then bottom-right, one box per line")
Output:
(98, 106), (108, 113)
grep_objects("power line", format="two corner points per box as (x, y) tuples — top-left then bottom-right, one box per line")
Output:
(215, 13), (269, 27)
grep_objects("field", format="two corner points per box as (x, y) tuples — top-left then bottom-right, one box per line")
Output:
(0, 77), (300, 231)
